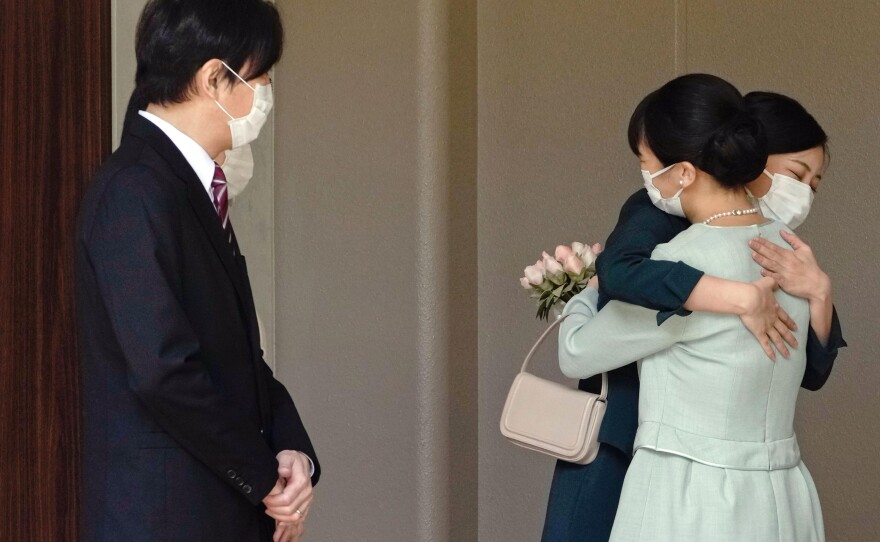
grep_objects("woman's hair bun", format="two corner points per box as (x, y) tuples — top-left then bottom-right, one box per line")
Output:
(639, 73), (769, 188)
(699, 109), (767, 187)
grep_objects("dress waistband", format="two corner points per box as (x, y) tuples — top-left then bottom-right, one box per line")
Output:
(634, 421), (801, 471)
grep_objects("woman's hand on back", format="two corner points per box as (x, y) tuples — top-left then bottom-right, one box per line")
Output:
(739, 276), (798, 361)
(749, 231), (832, 303)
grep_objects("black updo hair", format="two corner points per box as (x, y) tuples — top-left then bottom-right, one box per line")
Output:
(745, 91), (827, 156)
(628, 74), (768, 188)
(627, 89), (656, 158)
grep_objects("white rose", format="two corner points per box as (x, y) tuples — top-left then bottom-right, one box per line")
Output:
(524, 265), (544, 286)
(543, 255), (564, 276)
(580, 247), (597, 268)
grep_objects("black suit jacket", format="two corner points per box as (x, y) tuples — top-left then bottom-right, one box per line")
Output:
(76, 115), (319, 541)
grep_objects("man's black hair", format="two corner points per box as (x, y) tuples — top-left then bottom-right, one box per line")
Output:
(135, 0), (283, 105)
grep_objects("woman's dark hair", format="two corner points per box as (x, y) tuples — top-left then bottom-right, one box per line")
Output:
(627, 89), (656, 158)
(745, 91), (827, 155)
(134, 0), (284, 105)
(628, 73), (768, 188)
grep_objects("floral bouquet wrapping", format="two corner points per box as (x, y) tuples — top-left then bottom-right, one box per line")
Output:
(520, 242), (603, 320)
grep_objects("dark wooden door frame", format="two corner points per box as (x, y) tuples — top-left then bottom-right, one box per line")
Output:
(1, 1), (112, 540)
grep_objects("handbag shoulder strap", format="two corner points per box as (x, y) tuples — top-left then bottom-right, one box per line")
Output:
(521, 314), (608, 401)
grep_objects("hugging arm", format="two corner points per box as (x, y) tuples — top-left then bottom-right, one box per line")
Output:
(559, 288), (687, 379)
(801, 307), (846, 390)
(597, 191), (796, 359)
(596, 192), (703, 323)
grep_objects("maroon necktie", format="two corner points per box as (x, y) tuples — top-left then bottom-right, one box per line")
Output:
(211, 165), (233, 245)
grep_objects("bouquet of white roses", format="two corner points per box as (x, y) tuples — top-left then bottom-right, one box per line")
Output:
(520, 242), (603, 320)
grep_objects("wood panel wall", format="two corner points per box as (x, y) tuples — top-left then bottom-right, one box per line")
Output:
(0, 0), (112, 539)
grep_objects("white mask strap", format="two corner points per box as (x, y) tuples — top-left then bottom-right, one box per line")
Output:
(220, 60), (256, 91)
(214, 100), (235, 121)
(763, 169), (773, 180)
(650, 163), (676, 179)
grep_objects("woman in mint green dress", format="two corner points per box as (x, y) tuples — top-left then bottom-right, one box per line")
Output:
(559, 74), (824, 542)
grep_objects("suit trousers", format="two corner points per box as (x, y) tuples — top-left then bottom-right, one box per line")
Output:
(541, 445), (631, 542)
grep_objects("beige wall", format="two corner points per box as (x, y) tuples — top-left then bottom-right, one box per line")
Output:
(478, 2), (880, 541)
(272, 1), (477, 540)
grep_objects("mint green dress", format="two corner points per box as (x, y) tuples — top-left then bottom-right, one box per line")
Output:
(559, 220), (824, 542)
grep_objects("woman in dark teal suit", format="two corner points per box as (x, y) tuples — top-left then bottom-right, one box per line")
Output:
(541, 88), (845, 542)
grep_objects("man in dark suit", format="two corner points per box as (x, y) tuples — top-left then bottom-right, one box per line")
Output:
(76, 2), (318, 540)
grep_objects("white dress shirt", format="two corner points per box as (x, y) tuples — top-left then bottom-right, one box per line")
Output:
(139, 110), (216, 201)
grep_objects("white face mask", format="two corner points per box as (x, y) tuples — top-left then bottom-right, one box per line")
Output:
(214, 61), (273, 148)
(748, 169), (814, 229)
(642, 164), (685, 217)
(221, 143), (254, 199)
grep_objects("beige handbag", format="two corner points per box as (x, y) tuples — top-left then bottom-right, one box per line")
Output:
(500, 315), (608, 464)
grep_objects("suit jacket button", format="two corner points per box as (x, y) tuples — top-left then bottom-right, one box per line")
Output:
(235, 477), (244, 486)
(243, 485), (253, 494)
(227, 470), (237, 479)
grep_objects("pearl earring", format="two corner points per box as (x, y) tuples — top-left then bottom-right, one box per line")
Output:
(679, 179), (684, 186)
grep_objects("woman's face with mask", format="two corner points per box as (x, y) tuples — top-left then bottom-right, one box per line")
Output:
(748, 145), (827, 197)
(638, 142), (684, 198)
(745, 144), (827, 229)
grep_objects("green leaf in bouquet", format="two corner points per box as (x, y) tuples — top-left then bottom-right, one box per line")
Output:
(549, 272), (568, 286)
(536, 300), (553, 321)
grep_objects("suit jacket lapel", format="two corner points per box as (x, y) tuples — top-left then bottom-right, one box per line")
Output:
(128, 116), (254, 330)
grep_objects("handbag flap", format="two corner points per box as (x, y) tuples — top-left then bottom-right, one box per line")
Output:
(500, 372), (601, 455)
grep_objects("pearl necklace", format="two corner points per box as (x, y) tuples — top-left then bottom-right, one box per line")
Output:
(702, 207), (759, 225)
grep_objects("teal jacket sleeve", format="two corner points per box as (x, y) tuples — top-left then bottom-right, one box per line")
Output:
(800, 306), (846, 390)
(596, 189), (703, 324)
